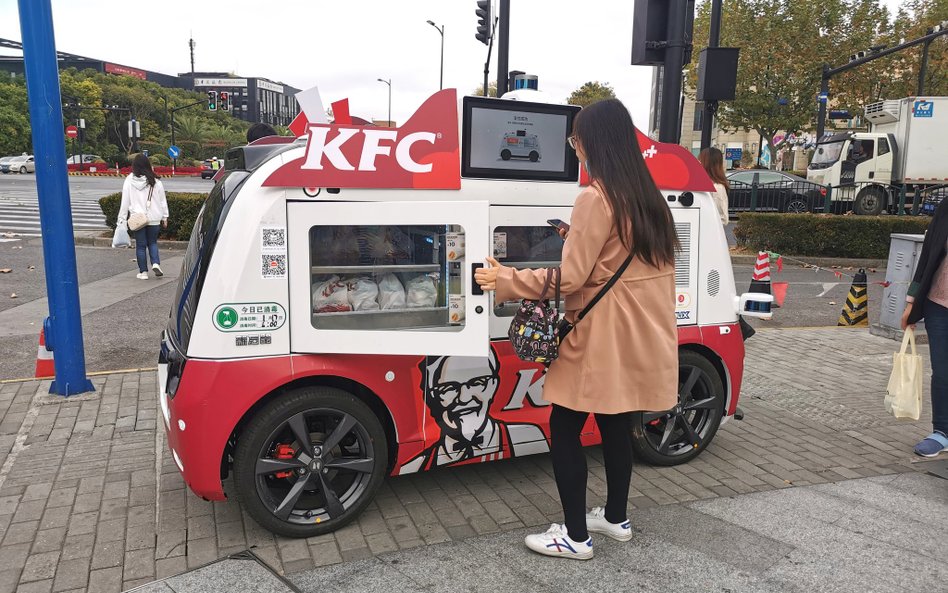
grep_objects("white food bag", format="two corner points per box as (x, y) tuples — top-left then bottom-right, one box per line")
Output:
(406, 274), (439, 308)
(377, 273), (406, 310)
(884, 327), (924, 421)
(112, 220), (131, 248)
(347, 277), (380, 311)
(313, 275), (351, 313)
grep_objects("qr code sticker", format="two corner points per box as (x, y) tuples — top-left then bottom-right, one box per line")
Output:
(261, 254), (287, 279)
(261, 227), (286, 251)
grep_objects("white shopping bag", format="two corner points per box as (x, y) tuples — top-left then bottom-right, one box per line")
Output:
(884, 327), (924, 420)
(111, 220), (131, 248)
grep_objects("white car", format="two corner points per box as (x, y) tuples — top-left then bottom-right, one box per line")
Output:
(500, 130), (541, 162)
(1, 155), (34, 174)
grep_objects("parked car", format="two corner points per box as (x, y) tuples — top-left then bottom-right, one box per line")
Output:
(67, 154), (103, 164)
(726, 170), (827, 213)
(0, 156), (16, 171)
(0, 155), (34, 174)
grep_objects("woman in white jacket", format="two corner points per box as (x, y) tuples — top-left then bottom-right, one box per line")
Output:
(119, 154), (169, 279)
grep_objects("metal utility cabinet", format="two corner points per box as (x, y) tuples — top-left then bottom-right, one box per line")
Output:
(875, 233), (926, 338)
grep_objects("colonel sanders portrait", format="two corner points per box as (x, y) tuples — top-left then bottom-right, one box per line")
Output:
(399, 349), (549, 474)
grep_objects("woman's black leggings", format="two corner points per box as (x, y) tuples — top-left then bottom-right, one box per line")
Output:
(550, 404), (633, 542)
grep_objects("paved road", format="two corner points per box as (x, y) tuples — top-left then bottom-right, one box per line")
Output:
(0, 175), (211, 240)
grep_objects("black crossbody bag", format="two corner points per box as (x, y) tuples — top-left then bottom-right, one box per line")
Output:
(557, 252), (635, 341)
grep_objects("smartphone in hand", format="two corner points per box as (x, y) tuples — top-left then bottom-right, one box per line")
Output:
(547, 219), (569, 231)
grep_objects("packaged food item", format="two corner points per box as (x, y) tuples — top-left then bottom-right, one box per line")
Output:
(312, 227), (361, 266)
(406, 273), (439, 308)
(362, 226), (413, 264)
(446, 232), (465, 261)
(377, 273), (407, 310)
(313, 275), (351, 313)
(449, 294), (465, 324)
(346, 277), (380, 311)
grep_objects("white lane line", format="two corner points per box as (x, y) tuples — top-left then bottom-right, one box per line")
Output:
(817, 283), (839, 297)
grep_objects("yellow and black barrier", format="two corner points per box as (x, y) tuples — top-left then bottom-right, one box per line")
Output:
(838, 268), (868, 327)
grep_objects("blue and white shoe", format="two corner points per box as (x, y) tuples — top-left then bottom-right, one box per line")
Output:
(914, 431), (948, 458)
(524, 523), (593, 560)
(586, 507), (633, 542)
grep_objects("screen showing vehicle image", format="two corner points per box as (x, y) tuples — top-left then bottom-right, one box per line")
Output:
(462, 96), (580, 182)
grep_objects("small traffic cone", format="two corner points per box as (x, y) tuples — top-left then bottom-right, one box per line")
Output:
(837, 269), (869, 327)
(749, 252), (777, 306)
(35, 329), (54, 378)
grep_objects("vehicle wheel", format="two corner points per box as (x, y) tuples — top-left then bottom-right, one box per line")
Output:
(529, 151), (539, 162)
(19, 167), (27, 174)
(854, 187), (885, 215)
(233, 386), (388, 538)
(630, 350), (725, 466)
(782, 194), (810, 213)
(500, 149), (511, 161)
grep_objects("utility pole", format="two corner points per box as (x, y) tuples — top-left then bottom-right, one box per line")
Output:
(496, 0), (510, 95)
(17, 0), (94, 396)
(658, 0), (688, 143)
(377, 78), (392, 126)
(169, 99), (204, 175)
(699, 0), (722, 151)
(483, 17), (498, 96)
(918, 38), (932, 96)
(427, 20), (445, 90)
(189, 36), (196, 76)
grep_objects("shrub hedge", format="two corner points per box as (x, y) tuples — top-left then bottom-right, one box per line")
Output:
(99, 192), (207, 241)
(733, 213), (931, 259)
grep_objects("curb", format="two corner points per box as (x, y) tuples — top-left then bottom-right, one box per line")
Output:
(74, 233), (189, 250)
(730, 254), (887, 269)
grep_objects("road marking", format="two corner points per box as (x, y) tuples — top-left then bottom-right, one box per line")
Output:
(0, 384), (45, 494)
(817, 283), (839, 297)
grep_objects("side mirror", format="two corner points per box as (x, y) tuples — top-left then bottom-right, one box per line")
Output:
(735, 293), (773, 320)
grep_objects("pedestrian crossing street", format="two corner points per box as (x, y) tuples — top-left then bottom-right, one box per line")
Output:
(0, 192), (107, 242)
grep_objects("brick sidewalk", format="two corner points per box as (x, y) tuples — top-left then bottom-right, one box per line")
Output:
(0, 328), (937, 592)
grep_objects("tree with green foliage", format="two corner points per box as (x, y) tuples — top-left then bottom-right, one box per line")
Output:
(472, 81), (498, 97)
(567, 81), (616, 107)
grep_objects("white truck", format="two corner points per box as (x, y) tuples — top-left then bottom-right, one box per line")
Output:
(807, 96), (948, 215)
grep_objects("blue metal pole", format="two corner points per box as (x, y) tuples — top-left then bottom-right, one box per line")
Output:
(18, 0), (94, 396)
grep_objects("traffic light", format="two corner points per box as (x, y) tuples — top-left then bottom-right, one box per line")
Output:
(475, 0), (491, 45)
(207, 90), (218, 111)
(219, 91), (230, 112)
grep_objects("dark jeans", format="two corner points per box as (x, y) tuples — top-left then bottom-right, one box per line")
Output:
(134, 225), (160, 273)
(924, 299), (948, 435)
(549, 404), (633, 542)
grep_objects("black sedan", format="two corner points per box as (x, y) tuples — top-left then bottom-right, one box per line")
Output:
(726, 170), (827, 213)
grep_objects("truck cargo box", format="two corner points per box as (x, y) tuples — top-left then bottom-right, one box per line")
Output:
(866, 97), (948, 183)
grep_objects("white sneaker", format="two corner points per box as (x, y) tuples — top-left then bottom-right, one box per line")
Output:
(586, 507), (633, 542)
(152, 263), (163, 277)
(524, 523), (593, 560)
(136, 272), (149, 280)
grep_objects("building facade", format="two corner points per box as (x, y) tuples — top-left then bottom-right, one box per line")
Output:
(183, 73), (300, 128)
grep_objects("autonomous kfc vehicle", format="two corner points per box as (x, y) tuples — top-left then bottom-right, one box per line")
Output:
(158, 87), (771, 537)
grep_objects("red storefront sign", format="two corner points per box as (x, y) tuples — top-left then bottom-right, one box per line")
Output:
(104, 63), (146, 80)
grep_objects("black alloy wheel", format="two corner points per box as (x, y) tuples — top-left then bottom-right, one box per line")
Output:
(500, 149), (512, 161)
(233, 387), (387, 538)
(783, 194), (810, 214)
(630, 350), (725, 466)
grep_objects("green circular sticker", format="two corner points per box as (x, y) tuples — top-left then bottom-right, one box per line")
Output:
(216, 306), (238, 329)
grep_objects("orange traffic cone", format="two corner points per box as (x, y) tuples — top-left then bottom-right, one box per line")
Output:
(749, 251), (772, 291)
(35, 329), (54, 378)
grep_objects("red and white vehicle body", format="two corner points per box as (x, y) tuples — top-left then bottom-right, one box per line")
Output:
(158, 88), (770, 537)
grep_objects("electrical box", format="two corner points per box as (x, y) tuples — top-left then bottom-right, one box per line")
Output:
(878, 233), (925, 331)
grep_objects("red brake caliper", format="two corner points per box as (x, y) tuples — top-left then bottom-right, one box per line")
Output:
(273, 444), (296, 479)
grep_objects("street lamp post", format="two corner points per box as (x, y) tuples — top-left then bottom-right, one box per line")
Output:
(377, 78), (392, 127)
(426, 20), (445, 90)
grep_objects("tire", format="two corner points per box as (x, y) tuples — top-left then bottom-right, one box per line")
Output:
(19, 167), (27, 174)
(782, 194), (810, 214)
(233, 386), (388, 538)
(500, 149), (511, 161)
(529, 151), (539, 162)
(630, 350), (725, 466)
(854, 187), (885, 216)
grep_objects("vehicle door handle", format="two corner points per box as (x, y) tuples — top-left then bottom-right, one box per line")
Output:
(471, 263), (484, 295)
(868, 171), (874, 179)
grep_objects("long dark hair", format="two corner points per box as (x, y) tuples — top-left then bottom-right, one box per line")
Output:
(572, 99), (679, 268)
(132, 153), (158, 187)
(698, 147), (729, 190)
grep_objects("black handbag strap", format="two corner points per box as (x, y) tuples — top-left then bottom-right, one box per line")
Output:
(576, 252), (634, 321)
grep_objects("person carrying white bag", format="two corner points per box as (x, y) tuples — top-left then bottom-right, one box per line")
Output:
(899, 197), (948, 457)
(885, 328), (924, 421)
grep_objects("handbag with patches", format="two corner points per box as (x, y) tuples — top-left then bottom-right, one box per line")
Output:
(508, 268), (561, 364)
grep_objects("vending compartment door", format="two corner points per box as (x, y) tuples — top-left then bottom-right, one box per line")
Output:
(287, 201), (490, 357)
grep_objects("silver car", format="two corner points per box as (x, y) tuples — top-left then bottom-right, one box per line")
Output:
(1, 155), (35, 174)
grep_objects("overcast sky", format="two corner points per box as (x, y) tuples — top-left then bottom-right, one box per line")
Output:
(0, 0), (905, 128)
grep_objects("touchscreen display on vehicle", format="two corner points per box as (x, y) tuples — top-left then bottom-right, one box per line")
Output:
(462, 96), (581, 182)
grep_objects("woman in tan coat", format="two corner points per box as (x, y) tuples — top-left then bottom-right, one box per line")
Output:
(476, 99), (679, 560)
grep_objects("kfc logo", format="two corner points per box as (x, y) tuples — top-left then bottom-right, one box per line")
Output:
(301, 128), (437, 173)
(265, 89), (461, 190)
(399, 350), (549, 474)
